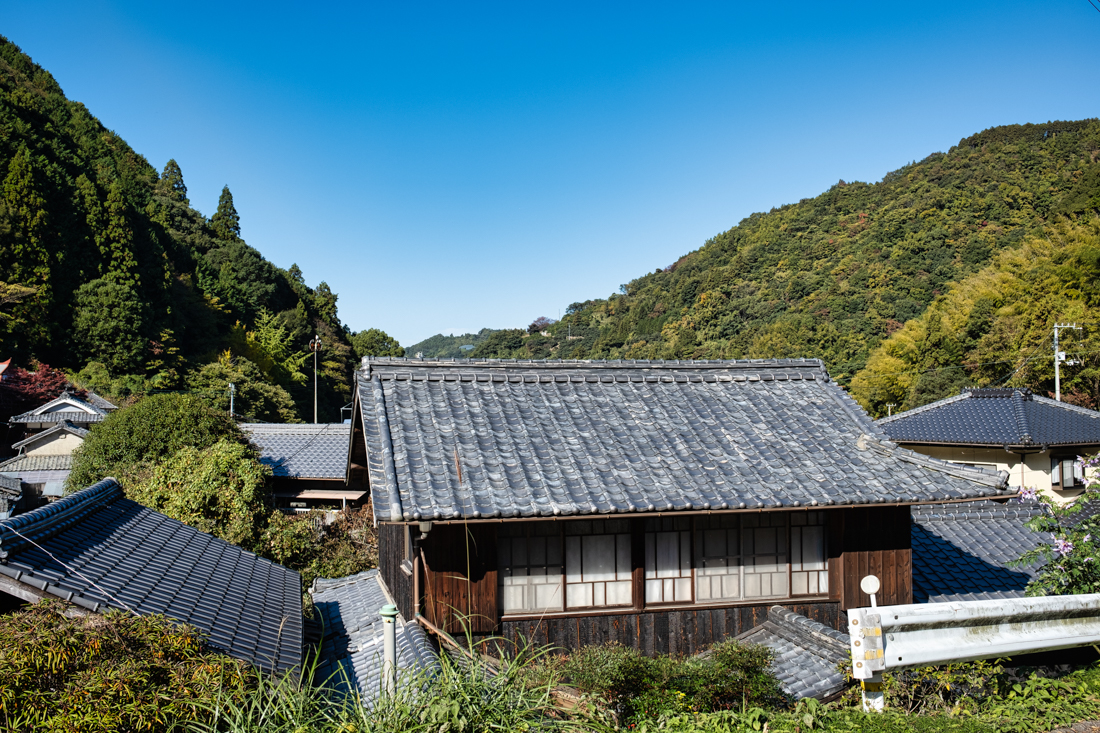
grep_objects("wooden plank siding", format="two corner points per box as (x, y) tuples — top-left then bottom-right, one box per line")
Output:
(833, 506), (912, 610)
(491, 602), (841, 656)
(379, 523), (415, 620)
(421, 524), (498, 634)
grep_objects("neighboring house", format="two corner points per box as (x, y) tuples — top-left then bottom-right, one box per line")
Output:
(877, 388), (1100, 503)
(241, 423), (364, 510)
(9, 390), (116, 432)
(349, 357), (1013, 656)
(0, 421), (89, 504)
(312, 569), (437, 705)
(0, 478), (303, 670)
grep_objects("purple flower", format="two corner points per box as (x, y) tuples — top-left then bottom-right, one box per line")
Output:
(1054, 536), (1075, 557)
(1086, 534), (1092, 543)
(1018, 486), (1039, 503)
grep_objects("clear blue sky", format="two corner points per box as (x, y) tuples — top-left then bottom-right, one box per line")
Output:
(5, 2), (1099, 346)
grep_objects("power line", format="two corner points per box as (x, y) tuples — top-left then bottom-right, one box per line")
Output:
(1088, 0), (1100, 15)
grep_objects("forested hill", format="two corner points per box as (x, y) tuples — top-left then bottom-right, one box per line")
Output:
(474, 119), (1100, 395)
(0, 36), (359, 422)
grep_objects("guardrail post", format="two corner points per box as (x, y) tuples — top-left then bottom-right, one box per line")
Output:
(861, 673), (884, 712)
(381, 604), (398, 694)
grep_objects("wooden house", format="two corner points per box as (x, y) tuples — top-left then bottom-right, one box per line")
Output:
(348, 358), (1013, 655)
(240, 423), (365, 510)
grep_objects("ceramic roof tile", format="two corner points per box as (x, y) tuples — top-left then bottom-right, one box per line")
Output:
(0, 479), (303, 671)
(311, 570), (437, 706)
(0, 454), (73, 472)
(736, 606), (850, 700)
(355, 358), (1012, 522)
(910, 500), (1048, 603)
(240, 423), (350, 479)
(878, 388), (1100, 447)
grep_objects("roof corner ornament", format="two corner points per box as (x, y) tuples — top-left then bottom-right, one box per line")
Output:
(856, 434), (870, 451)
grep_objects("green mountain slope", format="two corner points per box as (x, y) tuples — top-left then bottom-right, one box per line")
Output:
(404, 329), (500, 358)
(852, 217), (1100, 416)
(474, 120), (1100, 388)
(0, 36), (355, 421)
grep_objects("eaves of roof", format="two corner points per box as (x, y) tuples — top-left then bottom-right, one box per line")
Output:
(11, 421), (88, 450)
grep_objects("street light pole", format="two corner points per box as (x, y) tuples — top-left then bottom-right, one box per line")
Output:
(308, 335), (322, 423)
(1053, 323), (1082, 402)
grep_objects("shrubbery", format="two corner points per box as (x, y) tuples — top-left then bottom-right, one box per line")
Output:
(67, 393), (243, 492)
(66, 393), (377, 589)
(540, 639), (787, 725)
(0, 600), (253, 733)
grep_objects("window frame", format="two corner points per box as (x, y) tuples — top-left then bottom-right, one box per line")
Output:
(1051, 454), (1085, 489)
(497, 512), (829, 619)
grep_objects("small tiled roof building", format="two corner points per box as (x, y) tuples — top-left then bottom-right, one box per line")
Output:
(348, 357), (1014, 654)
(241, 423), (364, 510)
(877, 388), (1100, 503)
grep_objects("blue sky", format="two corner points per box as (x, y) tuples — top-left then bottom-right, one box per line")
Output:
(5, 2), (1100, 345)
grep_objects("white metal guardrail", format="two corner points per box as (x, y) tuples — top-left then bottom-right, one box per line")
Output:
(849, 576), (1100, 711)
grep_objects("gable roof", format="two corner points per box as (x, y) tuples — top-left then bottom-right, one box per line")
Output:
(0, 478), (303, 671)
(11, 420), (88, 450)
(354, 358), (1012, 523)
(10, 392), (108, 425)
(312, 570), (437, 705)
(911, 500), (1047, 603)
(878, 388), (1100, 448)
(736, 606), (850, 700)
(240, 423), (350, 479)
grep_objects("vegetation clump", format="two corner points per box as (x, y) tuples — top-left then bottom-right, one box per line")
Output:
(0, 600), (253, 733)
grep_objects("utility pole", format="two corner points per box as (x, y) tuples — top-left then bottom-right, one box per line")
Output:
(1054, 323), (1082, 401)
(228, 382), (235, 418)
(886, 403), (897, 417)
(308, 335), (322, 422)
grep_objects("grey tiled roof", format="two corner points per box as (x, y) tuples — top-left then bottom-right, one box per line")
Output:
(312, 570), (437, 705)
(84, 391), (118, 411)
(0, 454), (73, 472)
(736, 606), (850, 700)
(0, 479), (303, 671)
(240, 423), (350, 479)
(10, 410), (106, 425)
(10, 392), (109, 424)
(911, 500), (1047, 603)
(0, 475), (19, 495)
(879, 388), (1100, 447)
(355, 358), (1012, 522)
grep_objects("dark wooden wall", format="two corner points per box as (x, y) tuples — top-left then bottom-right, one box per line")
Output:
(398, 504), (914, 647)
(421, 523), (498, 634)
(491, 602), (841, 657)
(379, 523), (415, 621)
(830, 505), (912, 610)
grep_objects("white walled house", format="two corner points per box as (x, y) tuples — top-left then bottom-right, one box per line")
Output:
(877, 388), (1100, 503)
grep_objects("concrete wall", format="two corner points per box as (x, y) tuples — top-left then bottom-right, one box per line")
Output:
(24, 431), (83, 456)
(903, 444), (1091, 504)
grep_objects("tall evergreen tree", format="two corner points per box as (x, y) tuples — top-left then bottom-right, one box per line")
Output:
(210, 185), (240, 241)
(156, 159), (189, 204)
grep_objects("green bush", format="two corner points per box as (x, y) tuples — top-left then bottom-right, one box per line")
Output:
(67, 393), (243, 492)
(0, 600), (254, 733)
(128, 438), (272, 549)
(547, 640), (787, 725)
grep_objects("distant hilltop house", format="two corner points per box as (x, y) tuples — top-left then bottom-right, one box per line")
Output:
(347, 357), (1013, 659)
(876, 388), (1100, 503)
(1, 390), (117, 509)
(241, 422), (364, 511)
